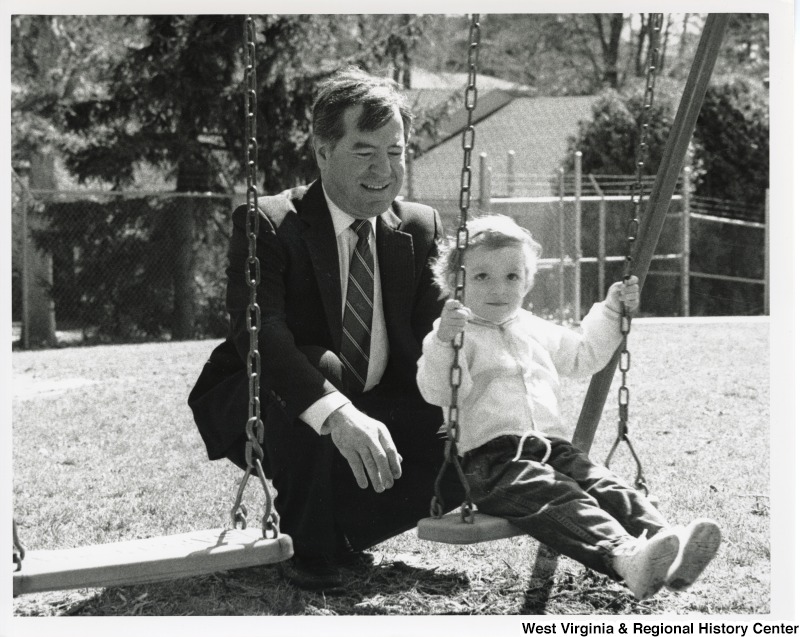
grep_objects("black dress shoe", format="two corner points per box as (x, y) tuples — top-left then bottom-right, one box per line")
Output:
(279, 554), (343, 590)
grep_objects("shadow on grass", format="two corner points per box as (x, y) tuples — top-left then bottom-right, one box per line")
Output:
(24, 557), (470, 616)
(521, 543), (560, 614)
(520, 548), (663, 616)
(335, 558), (472, 615)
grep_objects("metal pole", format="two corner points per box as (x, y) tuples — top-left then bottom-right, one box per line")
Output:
(574, 151), (582, 319)
(406, 148), (415, 201)
(598, 196), (606, 302)
(573, 14), (731, 453)
(681, 165), (691, 317)
(487, 166), (493, 213)
(558, 168), (566, 323)
(479, 152), (489, 211)
(20, 178), (30, 350)
(589, 174), (606, 301)
(507, 150), (516, 197)
(764, 188), (769, 315)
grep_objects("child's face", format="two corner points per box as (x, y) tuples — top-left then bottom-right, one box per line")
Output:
(462, 244), (531, 323)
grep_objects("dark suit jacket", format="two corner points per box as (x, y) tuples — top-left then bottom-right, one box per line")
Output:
(189, 180), (446, 460)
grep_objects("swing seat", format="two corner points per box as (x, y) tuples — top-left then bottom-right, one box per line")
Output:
(417, 511), (524, 544)
(13, 527), (293, 596)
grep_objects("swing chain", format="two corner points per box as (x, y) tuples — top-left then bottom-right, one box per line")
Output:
(230, 15), (279, 539)
(431, 14), (480, 523)
(606, 13), (663, 497)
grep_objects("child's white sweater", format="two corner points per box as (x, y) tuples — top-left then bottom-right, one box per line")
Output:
(416, 302), (623, 455)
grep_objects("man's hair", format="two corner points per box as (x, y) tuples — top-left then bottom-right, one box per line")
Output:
(432, 215), (543, 296)
(312, 66), (413, 147)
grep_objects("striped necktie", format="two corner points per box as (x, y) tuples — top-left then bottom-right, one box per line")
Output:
(340, 220), (374, 393)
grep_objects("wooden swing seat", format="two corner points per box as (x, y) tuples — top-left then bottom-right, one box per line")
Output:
(417, 511), (523, 544)
(13, 527), (293, 596)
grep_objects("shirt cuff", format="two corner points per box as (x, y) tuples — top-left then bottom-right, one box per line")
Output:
(299, 392), (351, 434)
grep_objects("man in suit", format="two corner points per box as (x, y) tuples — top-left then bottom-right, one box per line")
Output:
(188, 67), (462, 589)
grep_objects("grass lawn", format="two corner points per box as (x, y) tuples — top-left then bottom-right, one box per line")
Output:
(10, 318), (771, 619)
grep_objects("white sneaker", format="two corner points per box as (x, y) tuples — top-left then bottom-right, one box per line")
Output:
(666, 518), (722, 591)
(612, 531), (680, 600)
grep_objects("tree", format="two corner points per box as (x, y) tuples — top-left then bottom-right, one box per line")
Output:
(61, 15), (430, 196)
(625, 13), (673, 78)
(59, 16), (356, 338)
(592, 14), (625, 87)
(692, 78), (768, 206)
(688, 78), (769, 316)
(461, 15), (555, 90)
(413, 14), (767, 99)
(564, 35), (769, 200)
(667, 13), (705, 79)
(11, 15), (133, 345)
(563, 89), (673, 177)
(540, 14), (647, 92)
(425, 14), (683, 96)
(381, 15), (423, 88)
(562, 72), (769, 316)
(559, 89), (676, 315)
(51, 15), (427, 339)
(60, 16), (246, 338)
(716, 13), (769, 80)
(11, 15), (132, 169)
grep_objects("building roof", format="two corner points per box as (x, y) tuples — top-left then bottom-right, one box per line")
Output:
(404, 67), (525, 92)
(404, 94), (598, 199)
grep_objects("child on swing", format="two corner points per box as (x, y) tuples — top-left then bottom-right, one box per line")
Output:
(416, 214), (721, 600)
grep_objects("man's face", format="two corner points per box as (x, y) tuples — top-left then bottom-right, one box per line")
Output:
(315, 104), (406, 219)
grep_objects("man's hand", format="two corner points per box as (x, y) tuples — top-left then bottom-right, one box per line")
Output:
(325, 403), (402, 492)
(606, 275), (640, 313)
(437, 299), (472, 342)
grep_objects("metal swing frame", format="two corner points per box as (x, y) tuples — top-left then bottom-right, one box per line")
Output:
(13, 16), (293, 597)
(417, 13), (731, 545)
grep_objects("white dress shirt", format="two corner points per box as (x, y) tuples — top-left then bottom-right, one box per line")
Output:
(298, 189), (390, 433)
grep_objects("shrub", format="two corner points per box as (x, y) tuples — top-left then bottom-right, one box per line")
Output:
(30, 194), (232, 342)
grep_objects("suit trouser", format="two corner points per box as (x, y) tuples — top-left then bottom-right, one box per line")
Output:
(225, 348), (464, 557)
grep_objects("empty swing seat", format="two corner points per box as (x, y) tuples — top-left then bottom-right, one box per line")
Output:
(13, 527), (293, 596)
(417, 511), (524, 544)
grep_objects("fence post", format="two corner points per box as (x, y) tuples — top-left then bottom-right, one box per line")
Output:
(406, 148), (415, 201)
(681, 165), (691, 317)
(19, 157), (57, 348)
(487, 166), (493, 213)
(479, 152), (491, 211)
(574, 151), (582, 319)
(558, 168), (566, 324)
(764, 188), (769, 315)
(588, 174), (605, 301)
(507, 150), (516, 197)
(19, 174), (30, 349)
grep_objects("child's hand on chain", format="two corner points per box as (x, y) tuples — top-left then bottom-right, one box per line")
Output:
(437, 299), (472, 342)
(605, 275), (640, 314)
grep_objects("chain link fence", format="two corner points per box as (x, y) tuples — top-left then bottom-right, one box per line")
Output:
(11, 172), (766, 349)
(12, 184), (239, 347)
(686, 195), (768, 316)
(411, 167), (766, 321)
(417, 187), (685, 323)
